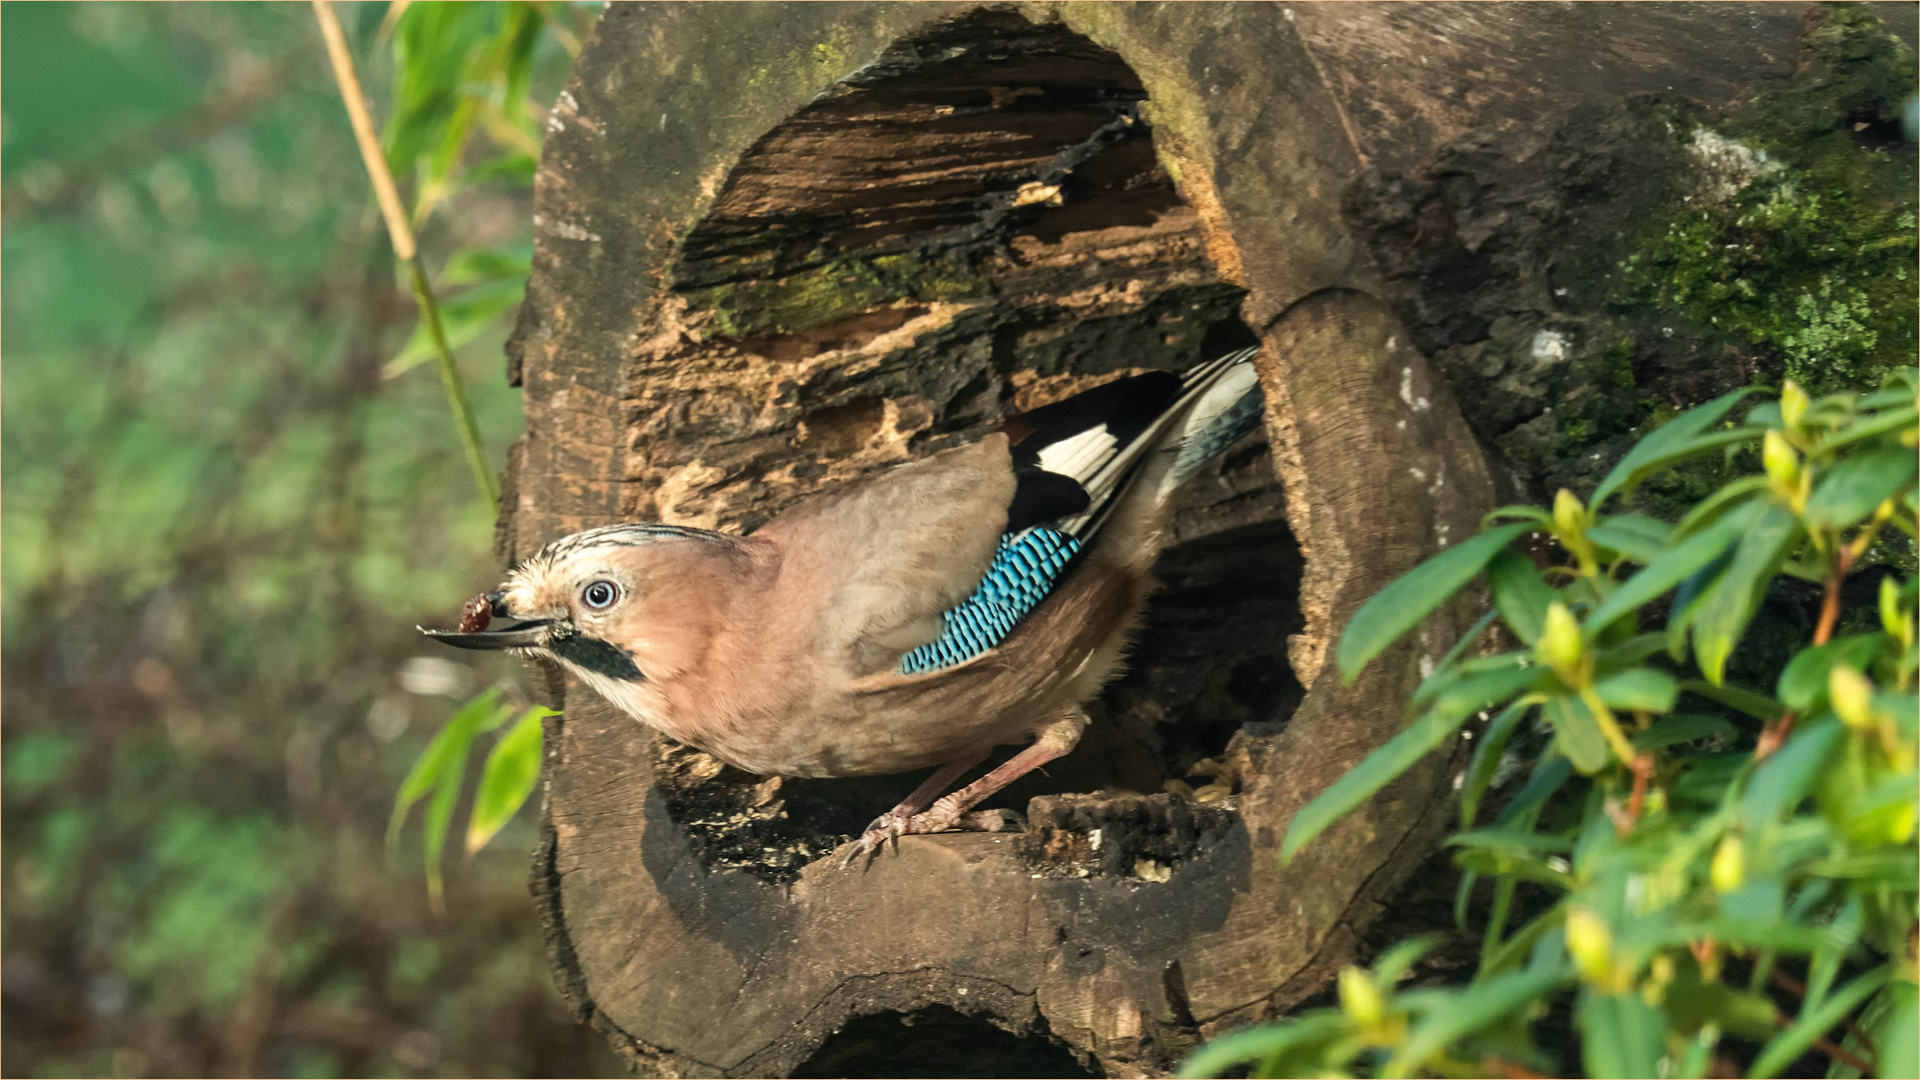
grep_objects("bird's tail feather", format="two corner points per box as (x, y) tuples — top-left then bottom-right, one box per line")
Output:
(1162, 350), (1263, 493)
(1055, 346), (1263, 539)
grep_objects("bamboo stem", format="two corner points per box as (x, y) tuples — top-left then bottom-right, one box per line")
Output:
(312, 0), (414, 262)
(311, 0), (499, 515)
(409, 262), (500, 513)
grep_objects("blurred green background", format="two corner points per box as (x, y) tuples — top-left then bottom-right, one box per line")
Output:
(1, 3), (624, 1075)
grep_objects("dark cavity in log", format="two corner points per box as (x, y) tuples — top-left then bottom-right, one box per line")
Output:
(643, 10), (1303, 884)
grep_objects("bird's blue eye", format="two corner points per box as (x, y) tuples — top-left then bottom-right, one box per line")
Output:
(581, 580), (619, 611)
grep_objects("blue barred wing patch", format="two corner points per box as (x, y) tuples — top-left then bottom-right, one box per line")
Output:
(897, 527), (1083, 674)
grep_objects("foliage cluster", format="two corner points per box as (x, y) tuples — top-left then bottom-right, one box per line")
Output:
(0, 4), (607, 1075)
(1187, 370), (1918, 1078)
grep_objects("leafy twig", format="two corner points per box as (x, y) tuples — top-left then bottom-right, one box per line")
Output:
(311, 0), (499, 515)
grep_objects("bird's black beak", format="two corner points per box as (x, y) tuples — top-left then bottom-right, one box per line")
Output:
(421, 593), (550, 650)
(420, 619), (551, 650)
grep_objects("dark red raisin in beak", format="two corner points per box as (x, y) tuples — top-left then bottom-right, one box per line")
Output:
(458, 594), (492, 633)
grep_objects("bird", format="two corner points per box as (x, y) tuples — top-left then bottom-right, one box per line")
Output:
(426, 346), (1266, 864)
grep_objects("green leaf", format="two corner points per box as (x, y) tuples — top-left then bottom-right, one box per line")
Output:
(1455, 867), (1480, 931)
(1452, 849), (1574, 890)
(386, 277), (528, 377)
(1381, 964), (1568, 1077)
(1591, 388), (1760, 509)
(1675, 1025), (1721, 1079)
(1805, 850), (1920, 884)
(1720, 876), (1785, 922)
(1804, 897), (1862, 1014)
(1693, 502), (1802, 685)
(1805, 447), (1918, 530)
(1176, 1012), (1346, 1078)
(1488, 549), (1557, 645)
(1587, 513), (1674, 563)
(1843, 773), (1920, 833)
(1476, 874), (1519, 976)
(1810, 405), (1918, 457)
(1372, 934), (1443, 986)
(1579, 987), (1667, 1078)
(440, 243), (532, 286)
(1461, 700), (1530, 828)
(1409, 611), (1507, 712)
(1482, 905), (1567, 979)
(1592, 668), (1679, 713)
(1679, 679), (1786, 721)
(1494, 756), (1574, 827)
(1672, 752), (1751, 805)
(1666, 971), (1781, 1040)
(1742, 717), (1844, 832)
(1545, 693), (1612, 774)
(1673, 476), (1770, 544)
(1282, 664), (1540, 863)
(463, 151), (538, 185)
(422, 743), (465, 908)
(465, 706), (553, 855)
(1866, 980), (1917, 1080)
(1632, 714), (1737, 751)
(1748, 965), (1892, 1078)
(1585, 502), (1759, 637)
(1484, 504), (1554, 530)
(1597, 632), (1674, 671)
(1859, 370), (1916, 409)
(1776, 633), (1886, 713)
(1337, 523), (1533, 684)
(1449, 829), (1574, 854)
(387, 686), (502, 849)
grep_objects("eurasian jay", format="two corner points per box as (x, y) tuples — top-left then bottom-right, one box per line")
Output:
(427, 347), (1265, 863)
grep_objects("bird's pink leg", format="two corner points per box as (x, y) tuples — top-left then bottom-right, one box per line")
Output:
(842, 709), (1088, 867)
(902, 738), (1070, 834)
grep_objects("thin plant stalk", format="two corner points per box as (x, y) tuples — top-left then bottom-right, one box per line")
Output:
(312, 0), (499, 515)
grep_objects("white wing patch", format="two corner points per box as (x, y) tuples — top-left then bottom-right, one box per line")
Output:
(1037, 424), (1118, 483)
(1052, 348), (1261, 539)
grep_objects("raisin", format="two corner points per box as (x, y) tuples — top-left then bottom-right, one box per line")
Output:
(458, 594), (492, 633)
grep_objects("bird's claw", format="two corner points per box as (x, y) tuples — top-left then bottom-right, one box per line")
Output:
(840, 813), (909, 869)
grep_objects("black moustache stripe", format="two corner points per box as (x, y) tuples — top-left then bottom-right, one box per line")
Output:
(550, 633), (644, 682)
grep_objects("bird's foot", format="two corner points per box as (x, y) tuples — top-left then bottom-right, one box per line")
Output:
(839, 806), (1022, 868)
(841, 812), (911, 868)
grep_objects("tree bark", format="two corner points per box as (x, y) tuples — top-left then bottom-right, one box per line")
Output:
(500, 4), (1824, 1075)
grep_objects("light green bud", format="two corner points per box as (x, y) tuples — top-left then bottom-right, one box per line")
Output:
(1762, 429), (1800, 495)
(1337, 966), (1386, 1029)
(1829, 663), (1875, 729)
(1552, 488), (1587, 540)
(1537, 601), (1586, 682)
(1882, 575), (1912, 647)
(1566, 907), (1614, 986)
(1779, 380), (1809, 431)
(1710, 834), (1745, 894)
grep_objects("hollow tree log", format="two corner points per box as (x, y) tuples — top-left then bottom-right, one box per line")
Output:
(498, 4), (1837, 1075)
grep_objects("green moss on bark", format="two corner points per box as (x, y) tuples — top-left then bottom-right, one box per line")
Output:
(1619, 5), (1918, 395)
(685, 251), (985, 339)
(1349, 2), (1916, 518)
